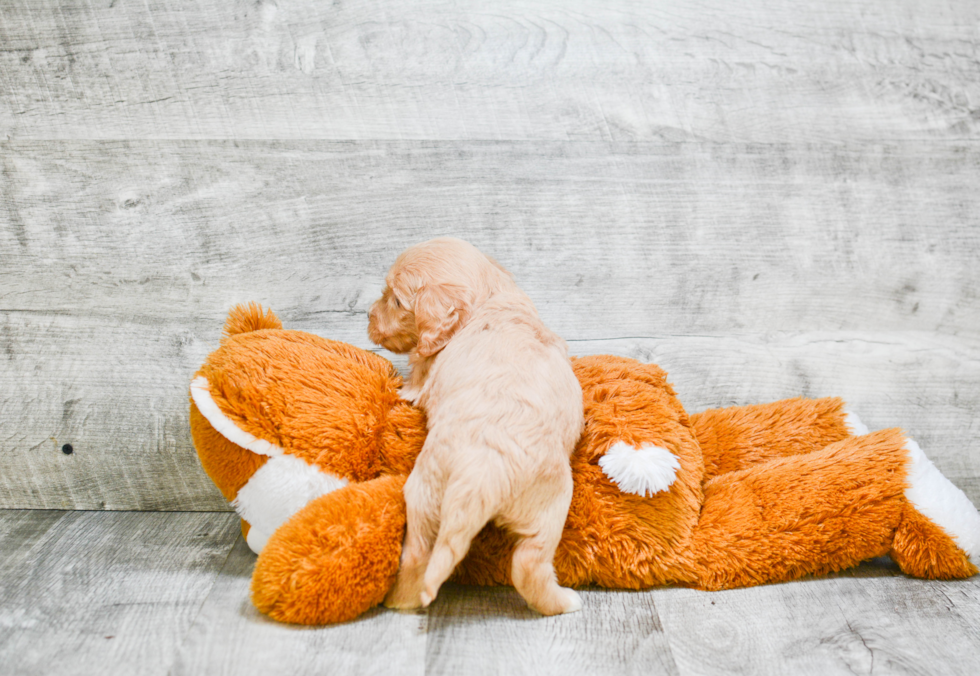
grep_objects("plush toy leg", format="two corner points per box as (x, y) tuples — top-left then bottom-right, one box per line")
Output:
(251, 475), (407, 625)
(690, 397), (859, 480)
(890, 439), (980, 578)
(687, 429), (980, 590)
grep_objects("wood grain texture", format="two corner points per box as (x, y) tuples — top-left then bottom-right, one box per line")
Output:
(1, 1), (979, 141)
(5, 511), (977, 675)
(171, 537), (428, 676)
(0, 510), (240, 676)
(572, 332), (980, 503)
(3, 314), (978, 509)
(656, 563), (980, 675)
(2, 1), (979, 672)
(425, 584), (679, 676)
(0, 312), (228, 510)
(3, 141), (979, 338)
(2, 140), (979, 509)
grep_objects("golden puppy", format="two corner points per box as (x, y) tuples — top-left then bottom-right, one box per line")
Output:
(368, 237), (584, 615)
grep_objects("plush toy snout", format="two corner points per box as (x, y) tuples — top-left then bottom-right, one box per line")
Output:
(251, 475), (408, 625)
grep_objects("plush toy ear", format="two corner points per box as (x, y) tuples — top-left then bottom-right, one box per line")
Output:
(414, 284), (468, 358)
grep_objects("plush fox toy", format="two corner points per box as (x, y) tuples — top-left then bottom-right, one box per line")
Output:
(189, 304), (980, 625)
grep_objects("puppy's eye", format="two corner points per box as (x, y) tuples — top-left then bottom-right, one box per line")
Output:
(393, 297), (401, 309)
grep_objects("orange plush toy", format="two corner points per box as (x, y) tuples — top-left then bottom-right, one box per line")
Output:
(190, 304), (980, 625)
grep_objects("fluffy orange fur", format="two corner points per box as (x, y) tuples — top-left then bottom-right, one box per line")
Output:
(691, 397), (852, 479)
(191, 305), (977, 625)
(251, 475), (409, 624)
(196, 328), (424, 480)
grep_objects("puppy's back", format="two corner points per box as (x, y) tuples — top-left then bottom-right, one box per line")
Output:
(420, 292), (583, 466)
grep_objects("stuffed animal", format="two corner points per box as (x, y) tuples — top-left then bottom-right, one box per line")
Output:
(189, 304), (980, 625)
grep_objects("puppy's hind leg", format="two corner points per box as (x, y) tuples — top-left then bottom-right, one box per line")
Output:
(384, 473), (440, 610)
(420, 480), (499, 607)
(508, 475), (581, 616)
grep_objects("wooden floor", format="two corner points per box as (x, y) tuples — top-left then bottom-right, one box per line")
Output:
(2, 509), (979, 676)
(2, 0), (980, 673)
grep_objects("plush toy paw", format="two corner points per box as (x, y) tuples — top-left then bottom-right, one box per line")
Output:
(902, 438), (980, 570)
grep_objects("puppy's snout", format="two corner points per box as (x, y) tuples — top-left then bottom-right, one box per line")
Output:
(367, 301), (385, 343)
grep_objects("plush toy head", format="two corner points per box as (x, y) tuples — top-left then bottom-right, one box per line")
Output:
(190, 303), (426, 552)
(191, 304), (980, 625)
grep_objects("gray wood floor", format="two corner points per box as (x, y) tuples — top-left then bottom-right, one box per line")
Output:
(2, 509), (979, 676)
(2, 0), (980, 673)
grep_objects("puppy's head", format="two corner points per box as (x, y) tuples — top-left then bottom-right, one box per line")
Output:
(368, 238), (512, 358)
(367, 280), (419, 354)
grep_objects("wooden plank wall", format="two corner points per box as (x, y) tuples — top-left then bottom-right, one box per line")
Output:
(1, 0), (979, 510)
(2, 0), (979, 141)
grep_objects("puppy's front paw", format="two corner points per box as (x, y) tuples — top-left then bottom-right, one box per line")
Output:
(398, 385), (421, 404)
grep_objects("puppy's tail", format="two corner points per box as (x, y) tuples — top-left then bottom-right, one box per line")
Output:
(421, 484), (499, 606)
(223, 302), (282, 340)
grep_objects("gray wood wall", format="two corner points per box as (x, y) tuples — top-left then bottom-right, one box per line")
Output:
(2, 0), (979, 511)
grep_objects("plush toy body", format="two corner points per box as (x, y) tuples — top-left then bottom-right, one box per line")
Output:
(190, 305), (980, 624)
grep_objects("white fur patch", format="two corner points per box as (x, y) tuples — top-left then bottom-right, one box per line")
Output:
(598, 441), (680, 497)
(843, 407), (870, 436)
(190, 376), (282, 457)
(233, 454), (349, 554)
(245, 525), (273, 554)
(904, 439), (980, 568)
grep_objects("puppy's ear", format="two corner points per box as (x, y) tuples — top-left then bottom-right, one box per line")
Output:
(414, 284), (468, 358)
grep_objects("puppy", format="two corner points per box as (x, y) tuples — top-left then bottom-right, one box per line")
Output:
(368, 237), (584, 615)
